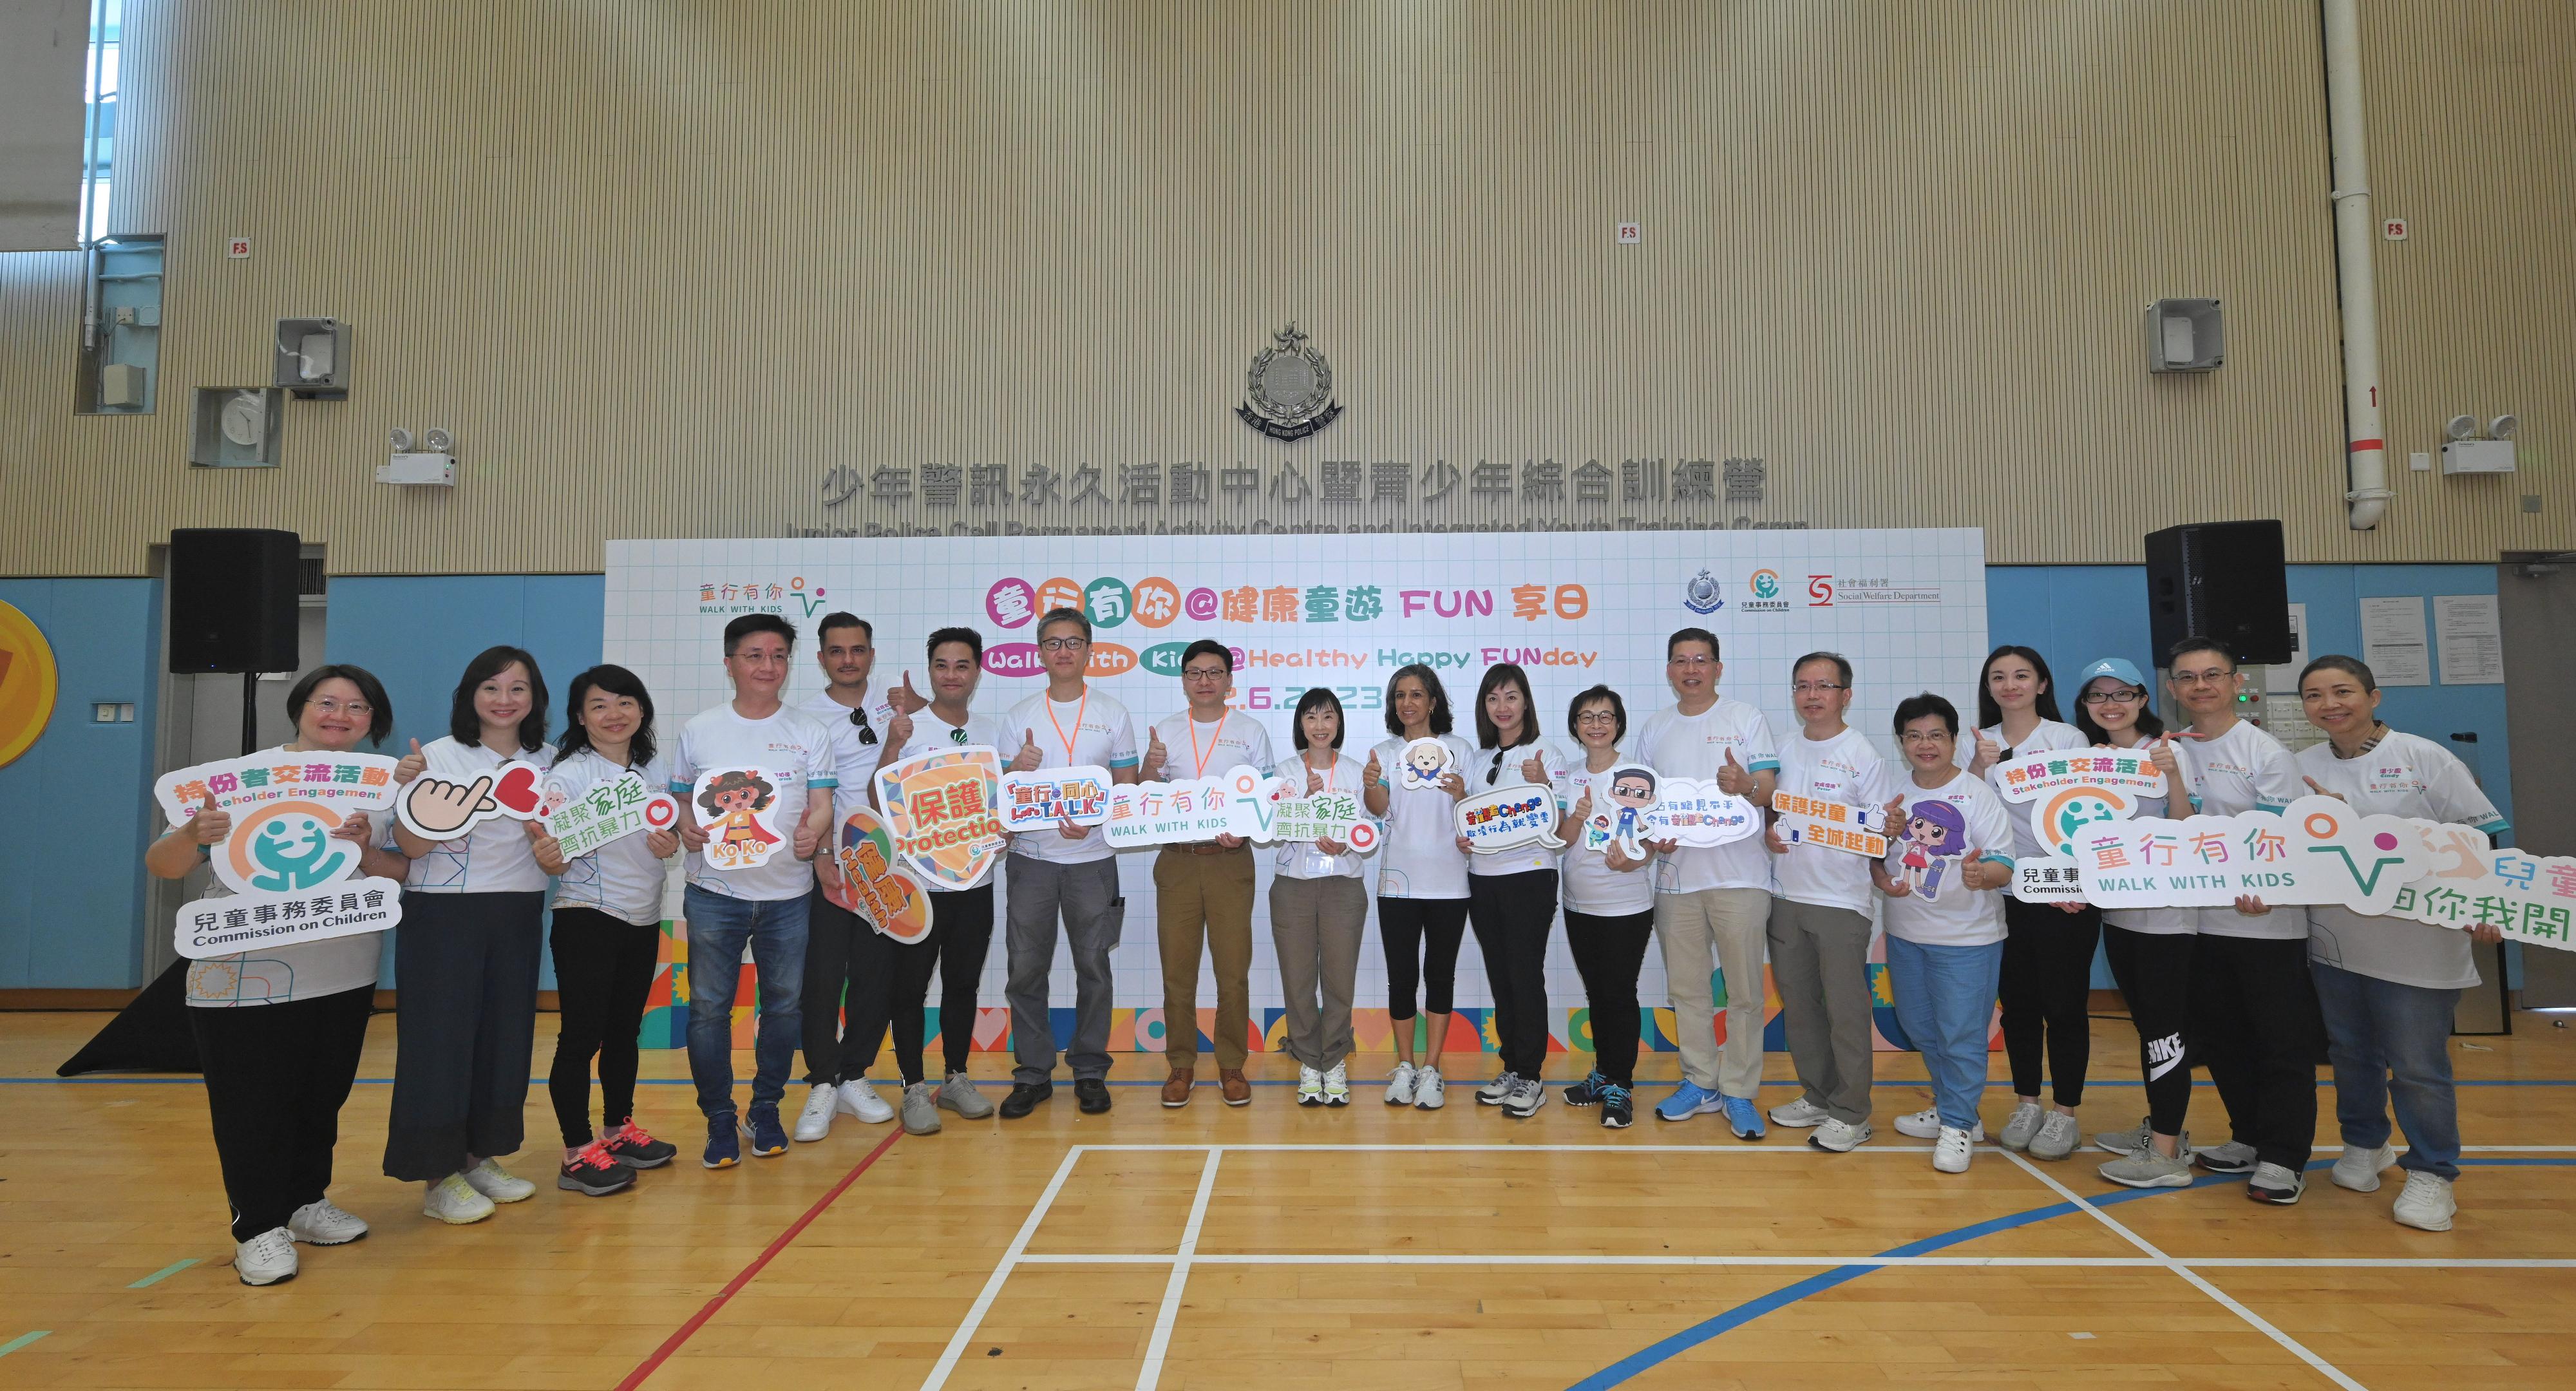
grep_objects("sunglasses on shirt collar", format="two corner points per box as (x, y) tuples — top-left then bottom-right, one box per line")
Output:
(846, 706), (877, 746)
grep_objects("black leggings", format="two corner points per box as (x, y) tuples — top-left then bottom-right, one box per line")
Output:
(1566, 907), (1656, 1086)
(2101, 925), (2195, 1136)
(1467, 869), (1558, 1079)
(547, 906), (661, 1148)
(845, 883), (996, 1084)
(1380, 896), (1470, 1019)
(1998, 897), (2101, 1107)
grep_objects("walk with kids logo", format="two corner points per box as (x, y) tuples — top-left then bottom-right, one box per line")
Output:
(694, 575), (831, 617)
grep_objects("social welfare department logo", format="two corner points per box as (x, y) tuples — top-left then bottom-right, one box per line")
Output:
(1682, 569), (1726, 615)
(1235, 323), (1342, 441)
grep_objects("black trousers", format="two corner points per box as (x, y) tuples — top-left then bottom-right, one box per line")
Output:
(192, 985), (375, 1242)
(800, 894), (867, 1086)
(383, 891), (545, 1182)
(1566, 907), (1656, 1086)
(1998, 897), (2101, 1107)
(2192, 932), (2325, 1170)
(547, 907), (661, 1147)
(1467, 869), (1558, 1079)
(2101, 925), (2197, 1136)
(842, 883), (997, 1084)
(1381, 896), (1470, 1019)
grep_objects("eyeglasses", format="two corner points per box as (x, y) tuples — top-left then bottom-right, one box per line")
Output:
(2171, 667), (2235, 686)
(1039, 637), (1090, 652)
(1182, 667), (1229, 682)
(1667, 655), (1714, 670)
(2080, 689), (2146, 706)
(847, 706), (877, 746)
(1792, 682), (1846, 695)
(1575, 711), (1619, 727)
(309, 697), (373, 718)
(1899, 730), (1953, 745)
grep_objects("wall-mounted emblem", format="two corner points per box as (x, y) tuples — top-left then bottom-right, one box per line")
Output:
(1235, 322), (1341, 440)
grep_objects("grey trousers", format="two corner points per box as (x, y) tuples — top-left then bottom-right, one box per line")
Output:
(1766, 896), (1877, 1125)
(1004, 853), (1124, 1086)
(1270, 873), (1368, 1070)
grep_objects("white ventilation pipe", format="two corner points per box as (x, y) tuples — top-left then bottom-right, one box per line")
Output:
(2323, 0), (2389, 530)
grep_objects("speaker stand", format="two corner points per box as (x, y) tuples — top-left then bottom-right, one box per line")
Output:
(241, 669), (259, 755)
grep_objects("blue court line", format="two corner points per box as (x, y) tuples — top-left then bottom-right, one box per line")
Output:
(126, 1258), (197, 1289)
(0, 1331), (49, 1358)
(1569, 1157), (2576, 1390)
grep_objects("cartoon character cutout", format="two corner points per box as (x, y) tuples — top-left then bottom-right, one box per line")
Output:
(1587, 765), (1660, 859)
(1889, 799), (1969, 901)
(1398, 737), (1456, 791)
(696, 768), (783, 871)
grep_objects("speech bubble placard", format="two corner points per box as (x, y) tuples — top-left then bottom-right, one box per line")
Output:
(1771, 790), (1889, 858)
(2385, 829), (2576, 952)
(539, 768), (673, 860)
(395, 758), (547, 841)
(157, 752), (400, 827)
(690, 766), (788, 872)
(2074, 795), (2436, 913)
(1455, 784), (1564, 855)
(1577, 768), (1761, 856)
(1993, 748), (2166, 803)
(876, 746), (1008, 887)
(824, 804), (934, 943)
(998, 765), (1114, 831)
(172, 791), (404, 960)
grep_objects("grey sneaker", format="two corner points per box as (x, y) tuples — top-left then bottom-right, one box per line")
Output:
(2093, 1116), (2152, 1157)
(2028, 1111), (2081, 1161)
(901, 1081), (943, 1135)
(2245, 1161), (2304, 1204)
(1768, 1096), (1832, 1129)
(1998, 1101), (2045, 1151)
(937, 1072), (995, 1119)
(2331, 1143), (2396, 1192)
(2099, 1146), (2194, 1189)
(1477, 1072), (1519, 1105)
(2195, 1140), (2259, 1174)
(1807, 1117), (1873, 1152)
(1501, 1075), (1548, 1118)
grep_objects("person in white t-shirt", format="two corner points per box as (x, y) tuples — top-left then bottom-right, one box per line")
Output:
(1363, 664), (1474, 1110)
(1551, 685), (1658, 1130)
(1630, 628), (1778, 1137)
(1464, 662), (1561, 1119)
(994, 607), (1141, 1120)
(2166, 637), (2322, 1205)
(144, 665), (413, 1286)
(384, 645), (559, 1224)
(538, 665), (681, 1197)
(1872, 692), (2017, 1175)
(668, 615), (840, 1169)
(1138, 639), (1274, 1108)
(2296, 654), (2511, 1232)
(1271, 688), (1370, 1106)
(1762, 653), (1900, 1154)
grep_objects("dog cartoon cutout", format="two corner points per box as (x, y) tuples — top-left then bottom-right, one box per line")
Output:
(1397, 737), (1457, 791)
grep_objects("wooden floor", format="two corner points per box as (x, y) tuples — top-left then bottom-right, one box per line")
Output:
(3, 1011), (2573, 1390)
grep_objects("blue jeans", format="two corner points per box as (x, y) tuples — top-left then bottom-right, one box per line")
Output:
(2310, 961), (2462, 1180)
(684, 885), (810, 1121)
(1886, 934), (2003, 1133)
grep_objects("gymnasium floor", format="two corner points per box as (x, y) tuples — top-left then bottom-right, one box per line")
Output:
(3, 1012), (2571, 1390)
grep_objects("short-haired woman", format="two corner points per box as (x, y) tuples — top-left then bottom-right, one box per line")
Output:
(1553, 684), (1656, 1129)
(1273, 688), (1371, 1106)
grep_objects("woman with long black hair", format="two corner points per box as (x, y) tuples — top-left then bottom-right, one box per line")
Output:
(1273, 687), (1371, 1106)
(1464, 662), (1558, 1119)
(1363, 663), (1473, 1109)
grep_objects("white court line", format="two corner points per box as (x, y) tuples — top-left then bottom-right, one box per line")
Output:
(1132, 1149), (1223, 1391)
(919, 1145), (1087, 1391)
(1068, 1142), (2576, 1155)
(1013, 1252), (2576, 1270)
(2006, 1151), (2369, 1391)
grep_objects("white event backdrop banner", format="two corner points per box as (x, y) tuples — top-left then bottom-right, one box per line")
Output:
(605, 529), (1989, 1055)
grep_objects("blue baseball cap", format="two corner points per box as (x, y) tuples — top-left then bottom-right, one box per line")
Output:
(2074, 657), (2148, 690)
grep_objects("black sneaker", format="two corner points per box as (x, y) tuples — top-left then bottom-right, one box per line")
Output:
(1564, 1070), (1608, 1107)
(558, 1142), (638, 1196)
(1600, 1083), (1634, 1130)
(599, 1122), (677, 1169)
(999, 1080), (1054, 1119)
(1075, 1078), (1113, 1114)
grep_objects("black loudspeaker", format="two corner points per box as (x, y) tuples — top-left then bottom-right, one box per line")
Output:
(168, 529), (301, 673)
(2143, 520), (2293, 666)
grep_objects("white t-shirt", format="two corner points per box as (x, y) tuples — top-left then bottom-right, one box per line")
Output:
(2182, 719), (2310, 942)
(669, 703), (840, 902)
(1150, 709), (1274, 786)
(1370, 732), (1474, 900)
(2098, 739), (2199, 936)
(1880, 770), (2014, 947)
(997, 688), (1139, 864)
(1553, 753), (1658, 915)
(404, 736), (555, 894)
(1978, 719), (2090, 862)
(1773, 725), (1902, 915)
(184, 743), (388, 1008)
(1274, 750), (1368, 881)
(547, 748), (674, 926)
(879, 705), (1007, 891)
(800, 687), (899, 817)
(1466, 739), (1562, 876)
(1633, 698), (1780, 894)
(2298, 730), (2510, 990)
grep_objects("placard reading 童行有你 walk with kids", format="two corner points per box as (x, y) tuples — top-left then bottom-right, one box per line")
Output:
(156, 753), (405, 959)
(607, 529), (1991, 1053)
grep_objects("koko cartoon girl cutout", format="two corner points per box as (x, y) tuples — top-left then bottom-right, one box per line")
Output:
(1890, 798), (1969, 900)
(694, 768), (784, 870)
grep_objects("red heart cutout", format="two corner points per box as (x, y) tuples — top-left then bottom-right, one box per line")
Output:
(492, 764), (542, 815)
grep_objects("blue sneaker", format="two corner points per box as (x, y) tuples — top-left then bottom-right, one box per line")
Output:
(702, 1114), (740, 1169)
(1721, 1094), (1767, 1140)
(744, 1106), (790, 1157)
(1655, 1081), (1725, 1122)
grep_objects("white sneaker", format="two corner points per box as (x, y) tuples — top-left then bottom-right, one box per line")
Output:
(233, 1227), (298, 1286)
(1477, 1072), (1517, 1104)
(2332, 1143), (2398, 1193)
(1768, 1096), (1832, 1129)
(794, 1083), (838, 1141)
(1322, 1061), (1351, 1106)
(1998, 1100), (2045, 1151)
(1385, 1061), (1419, 1106)
(461, 1158), (535, 1204)
(1412, 1066), (1446, 1110)
(1501, 1075), (1548, 1118)
(1933, 1126), (1975, 1173)
(1297, 1065), (1325, 1106)
(422, 1173), (496, 1225)
(2029, 1112), (2081, 1161)
(1895, 1109), (1983, 1141)
(1808, 1117), (1873, 1153)
(838, 1079), (895, 1124)
(287, 1199), (368, 1245)
(2392, 1170), (2456, 1231)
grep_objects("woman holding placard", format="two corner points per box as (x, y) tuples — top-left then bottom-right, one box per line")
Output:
(540, 665), (680, 1197)
(1966, 645), (2098, 1160)
(1364, 664), (1473, 1110)
(145, 665), (410, 1286)
(1551, 685), (1656, 1130)
(1273, 688), (1370, 1106)
(2295, 654), (2510, 1231)
(384, 646), (554, 1225)
(1465, 662), (1560, 1119)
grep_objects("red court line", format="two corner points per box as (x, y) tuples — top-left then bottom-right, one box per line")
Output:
(616, 1128), (906, 1390)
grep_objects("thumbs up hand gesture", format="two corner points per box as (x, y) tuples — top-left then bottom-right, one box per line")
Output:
(191, 791), (234, 846)
(1142, 728), (1169, 781)
(1363, 749), (1383, 788)
(1969, 728), (2002, 774)
(394, 738), (428, 786)
(2303, 775), (2345, 802)
(889, 672), (927, 714)
(1716, 747), (1752, 796)
(1009, 732), (1043, 773)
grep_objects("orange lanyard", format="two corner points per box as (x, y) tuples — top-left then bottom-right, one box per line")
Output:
(1187, 715), (1224, 779)
(1045, 691), (1088, 766)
